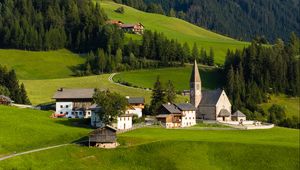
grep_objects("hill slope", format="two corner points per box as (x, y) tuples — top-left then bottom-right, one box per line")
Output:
(99, 0), (249, 64)
(1, 127), (299, 169)
(0, 106), (90, 155)
(0, 49), (85, 80)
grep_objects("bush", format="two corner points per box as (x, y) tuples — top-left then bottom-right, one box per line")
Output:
(115, 7), (125, 14)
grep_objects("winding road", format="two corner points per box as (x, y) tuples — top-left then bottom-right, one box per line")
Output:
(0, 144), (70, 162)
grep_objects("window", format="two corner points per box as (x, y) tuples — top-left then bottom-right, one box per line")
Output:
(60, 105), (63, 108)
(60, 112), (63, 114)
(66, 105), (69, 108)
(128, 117), (130, 121)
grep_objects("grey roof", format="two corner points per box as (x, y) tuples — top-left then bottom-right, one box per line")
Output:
(232, 110), (246, 117)
(90, 125), (117, 135)
(156, 114), (169, 118)
(175, 103), (196, 111)
(190, 60), (201, 82)
(0, 95), (12, 102)
(128, 97), (144, 104)
(53, 88), (95, 99)
(199, 89), (223, 106)
(162, 103), (181, 114)
(218, 109), (231, 117)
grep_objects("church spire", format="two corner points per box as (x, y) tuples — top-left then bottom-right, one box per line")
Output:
(190, 60), (202, 108)
(190, 60), (201, 83)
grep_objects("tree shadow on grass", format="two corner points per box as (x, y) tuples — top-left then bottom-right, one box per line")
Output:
(54, 118), (92, 130)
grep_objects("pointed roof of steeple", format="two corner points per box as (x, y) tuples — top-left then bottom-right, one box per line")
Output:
(190, 60), (201, 82)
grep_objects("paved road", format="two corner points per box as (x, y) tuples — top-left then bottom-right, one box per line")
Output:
(0, 144), (70, 162)
(108, 73), (150, 91)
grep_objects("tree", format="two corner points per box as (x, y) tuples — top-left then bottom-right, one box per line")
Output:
(93, 89), (128, 125)
(268, 104), (286, 124)
(98, 49), (106, 73)
(115, 7), (125, 14)
(0, 85), (10, 96)
(208, 48), (214, 66)
(150, 76), (165, 115)
(165, 80), (176, 103)
(192, 43), (199, 61)
(19, 83), (31, 104)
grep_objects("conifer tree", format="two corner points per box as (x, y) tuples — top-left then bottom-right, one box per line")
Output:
(165, 80), (176, 103)
(150, 76), (165, 115)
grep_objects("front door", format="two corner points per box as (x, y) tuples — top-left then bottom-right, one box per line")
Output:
(124, 123), (126, 130)
(223, 117), (225, 121)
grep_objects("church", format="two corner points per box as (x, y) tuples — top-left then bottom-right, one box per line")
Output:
(190, 60), (232, 121)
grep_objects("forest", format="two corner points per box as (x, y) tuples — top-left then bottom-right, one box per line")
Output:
(224, 33), (300, 128)
(115, 0), (300, 42)
(0, 65), (30, 104)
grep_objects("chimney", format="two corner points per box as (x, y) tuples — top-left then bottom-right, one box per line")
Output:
(58, 88), (64, 92)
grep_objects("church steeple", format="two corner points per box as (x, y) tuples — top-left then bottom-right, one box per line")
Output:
(190, 60), (202, 108)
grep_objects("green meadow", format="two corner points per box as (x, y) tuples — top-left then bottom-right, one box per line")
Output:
(0, 105), (90, 156)
(98, 0), (250, 64)
(261, 95), (300, 118)
(113, 66), (225, 91)
(0, 127), (299, 169)
(0, 49), (85, 80)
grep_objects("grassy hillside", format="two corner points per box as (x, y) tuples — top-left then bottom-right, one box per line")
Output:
(0, 49), (85, 80)
(113, 66), (224, 91)
(261, 95), (299, 118)
(22, 74), (188, 105)
(0, 105), (90, 155)
(1, 127), (299, 169)
(98, 0), (249, 64)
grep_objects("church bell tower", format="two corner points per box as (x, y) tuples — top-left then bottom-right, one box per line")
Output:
(190, 60), (202, 108)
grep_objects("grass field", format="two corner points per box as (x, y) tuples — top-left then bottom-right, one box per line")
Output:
(21, 74), (188, 105)
(0, 49), (85, 80)
(0, 105), (90, 156)
(0, 127), (299, 169)
(98, 0), (250, 64)
(113, 66), (224, 91)
(260, 95), (300, 118)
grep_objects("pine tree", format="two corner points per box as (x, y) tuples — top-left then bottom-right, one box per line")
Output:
(165, 80), (176, 103)
(150, 76), (165, 115)
(208, 48), (215, 66)
(19, 83), (31, 104)
(192, 43), (199, 61)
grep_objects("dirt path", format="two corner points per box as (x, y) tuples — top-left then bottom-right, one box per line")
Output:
(0, 144), (70, 162)
(108, 73), (150, 91)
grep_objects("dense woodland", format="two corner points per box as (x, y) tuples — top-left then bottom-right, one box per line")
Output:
(224, 33), (300, 128)
(76, 30), (214, 76)
(0, 65), (30, 104)
(115, 0), (300, 42)
(0, 0), (120, 53)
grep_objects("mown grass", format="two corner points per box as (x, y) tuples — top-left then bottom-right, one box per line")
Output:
(21, 74), (188, 105)
(98, 0), (250, 64)
(113, 66), (225, 91)
(0, 105), (90, 155)
(0, 127), (299, 169)
(260, 94), (300, 118)
(0, 49), (85, 80)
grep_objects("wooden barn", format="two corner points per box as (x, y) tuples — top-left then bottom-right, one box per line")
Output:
(88, 125), (118, 148)
(0, 95), (13, 105)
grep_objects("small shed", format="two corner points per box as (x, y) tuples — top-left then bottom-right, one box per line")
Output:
(0, 95), (13, 105)
(232, 110), (246, 121)
(89, 125), (118, 148)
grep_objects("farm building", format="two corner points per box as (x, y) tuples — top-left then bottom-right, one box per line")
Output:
(52, 88), (95, 118)
(232, 110), (247, 121)
(121, 23), (144, 34)
(125, 96), (145, 118)
(89, 125), (118, 148)
(0, 95), (13, 105)
(90, 96), (144, 130)
(156, 103), (196, 128)
(190, 60), (232, 121)
(106, 20), (124, 27)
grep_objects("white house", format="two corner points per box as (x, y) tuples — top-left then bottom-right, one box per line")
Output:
(232, 110), (247, 122)
(125, 97), (145, 118)
(52, 88), (94, 118)
(156, 103), (196, 128)
(117, 114), (133, 130)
